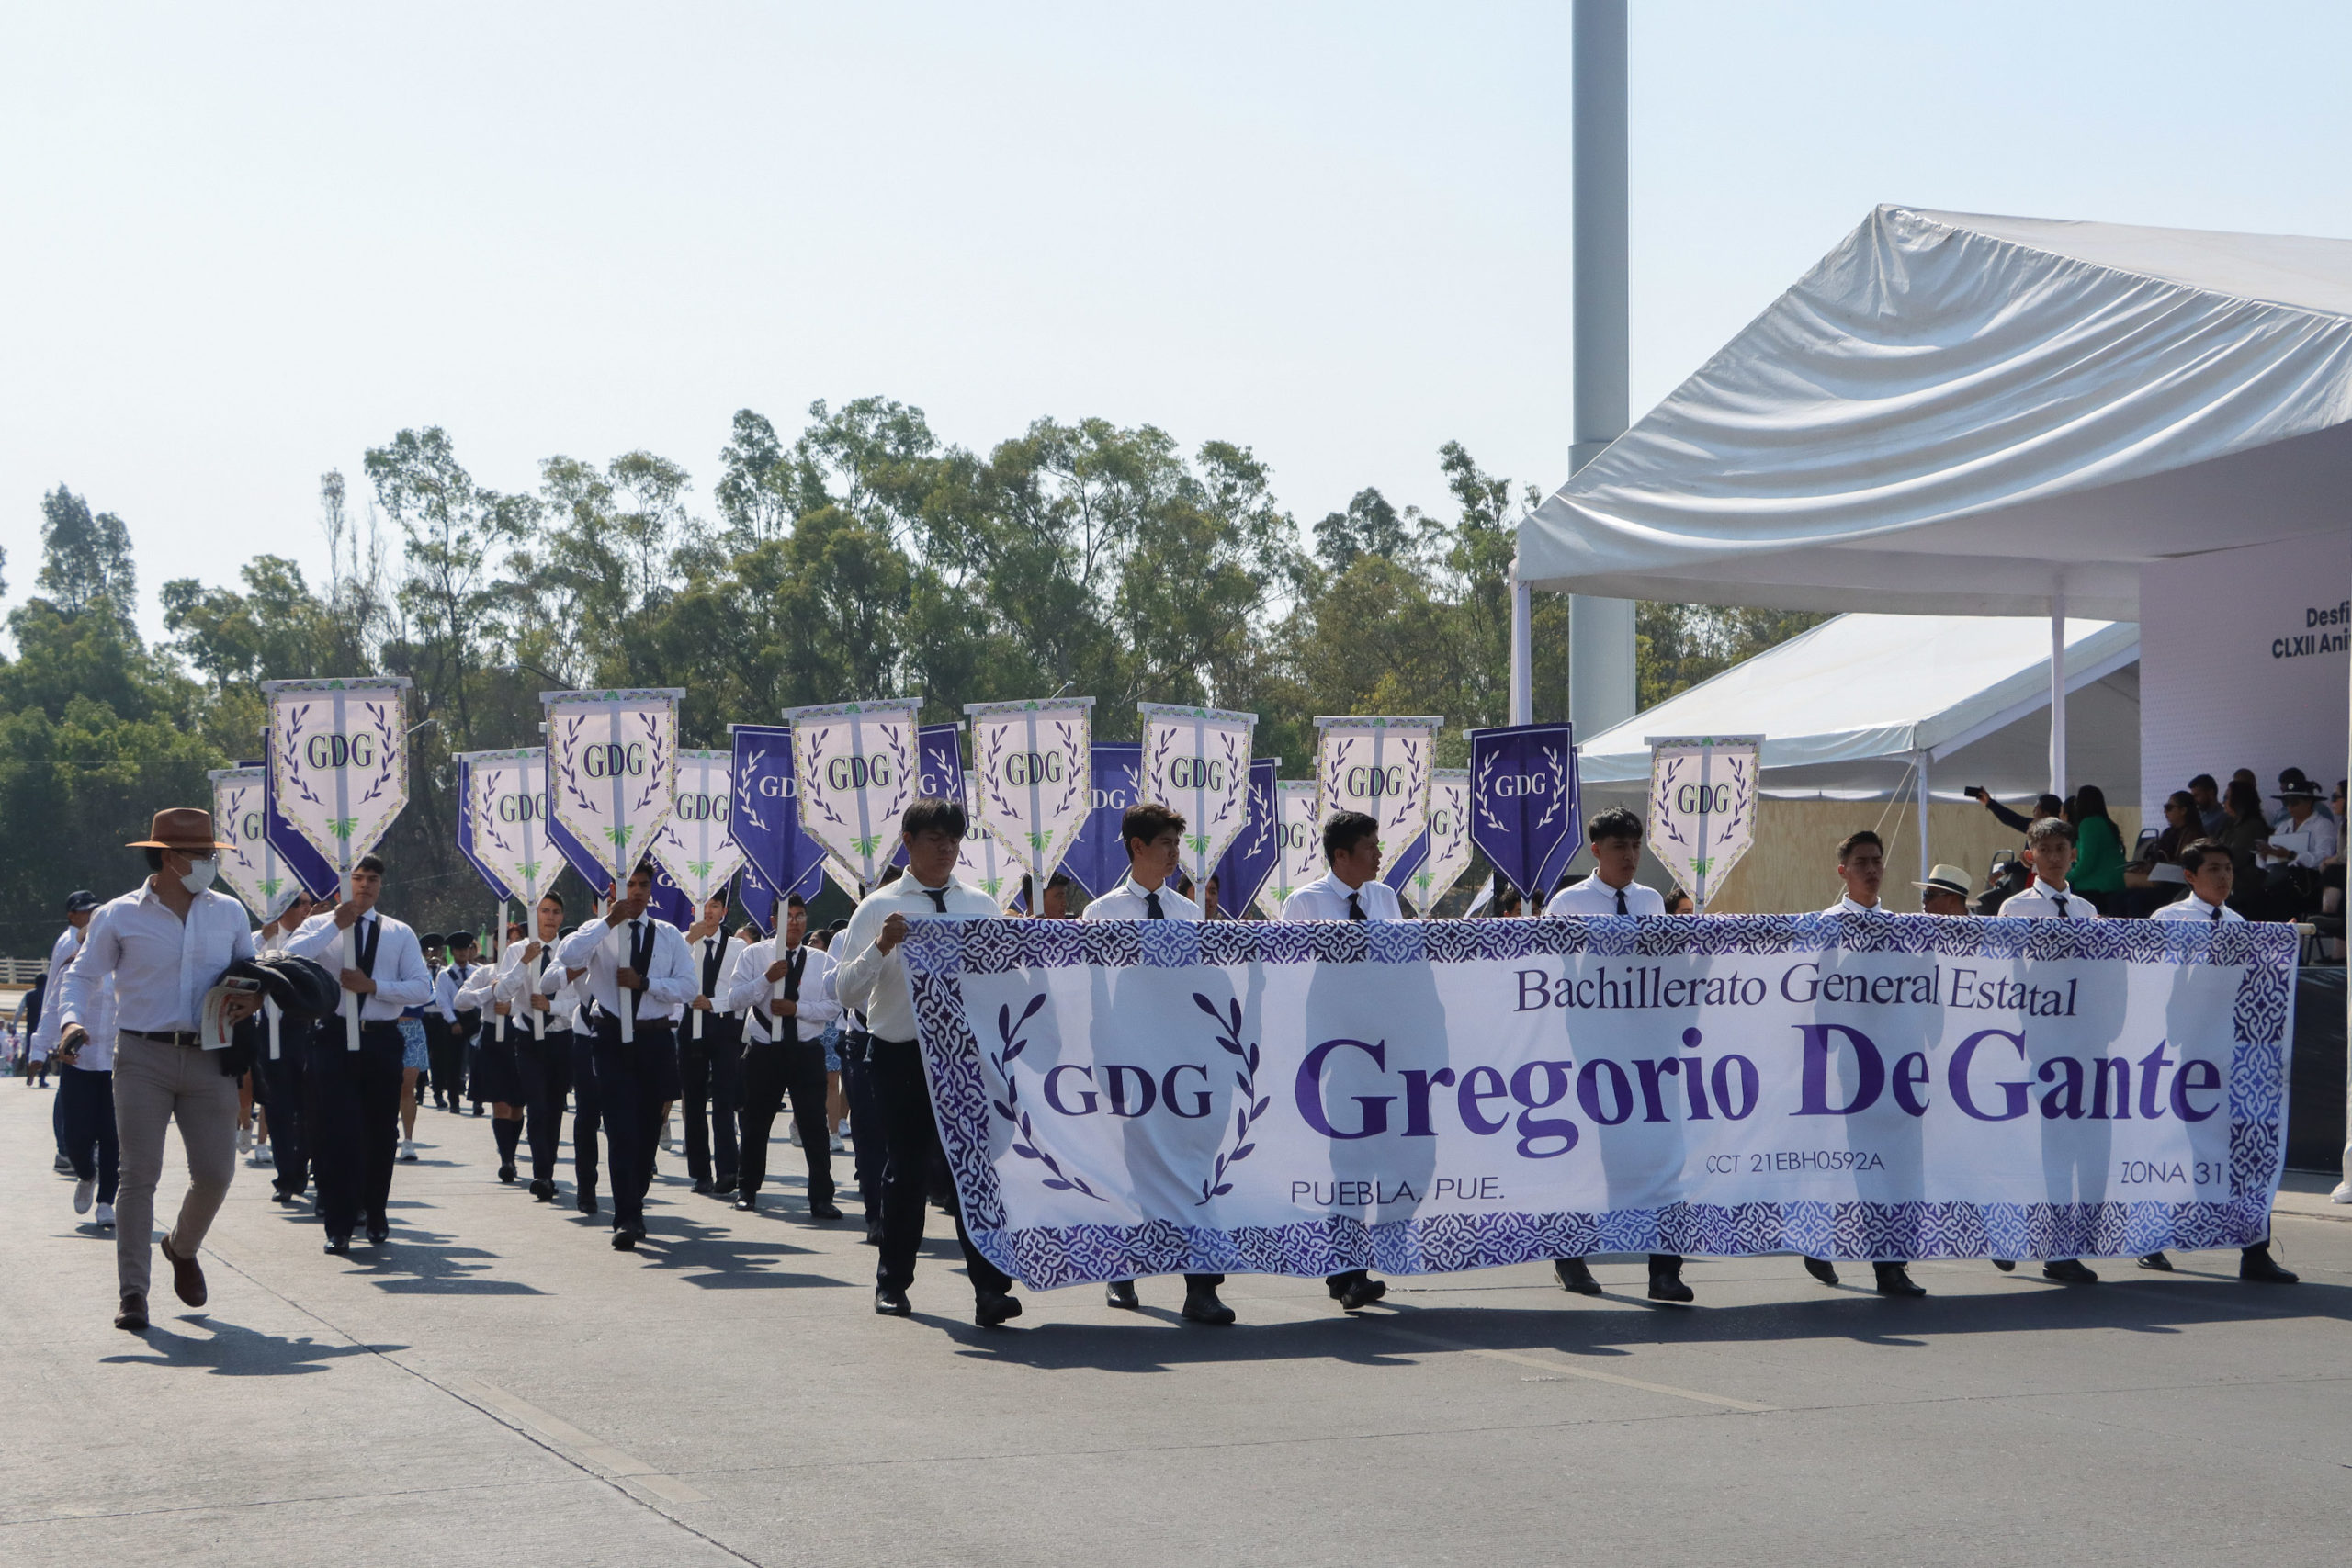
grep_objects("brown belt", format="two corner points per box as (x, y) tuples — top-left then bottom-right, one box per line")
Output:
(122, 1028), (205, 1047)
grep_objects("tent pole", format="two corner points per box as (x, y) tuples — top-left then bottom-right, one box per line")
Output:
(1510, 558), (1532, 726)
(1917, 749), (1931, 889)
(2048, 592), (2067, 799)
(1567, 0), (1636, 739)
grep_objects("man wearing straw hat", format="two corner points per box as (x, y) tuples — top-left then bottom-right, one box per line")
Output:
(1915, 863), (1974, 917)
(54, 807), (262, 1332)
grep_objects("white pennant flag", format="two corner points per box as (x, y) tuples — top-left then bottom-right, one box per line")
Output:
(967, 698), (1094, 887)
(1315, 715), (1440, 876)
(263, 676), (413, 1049)
(1646, 734), (1763, 913)
(461, 748), (558, 908)
(786, 698), (922, 890)
(1137, 702), (1255, 890)
(954, 771), (1025, 910)
(1404, 769), (1476, 916)
(544, 688), (684, 1043)
(209, 766), (298, 924)
(1271, 780), (1323, 908)
(648, 749), (746, 907)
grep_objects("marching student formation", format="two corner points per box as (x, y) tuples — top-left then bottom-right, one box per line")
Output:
(27, 795), (2299, 1337)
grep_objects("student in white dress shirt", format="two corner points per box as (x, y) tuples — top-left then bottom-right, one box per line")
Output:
(1280, 808), (1397, 1312)
(1802, 830), (1928, 1298)
(2137, 840), (2299, 1283)
(557, 862), (697, 1251)
(494, 893), (588, 1204)
(833, 798), (1023, 1326)
(1541, 807), (1692, 1304)
(721, 891), (845, 1216)
(679, 893), (748, 1197)
(1992, 817), (2105, 1284)
(458, 924), (527, 1182)
(48, 891), (116, 1227)
(1081, 802), (1238, 1325)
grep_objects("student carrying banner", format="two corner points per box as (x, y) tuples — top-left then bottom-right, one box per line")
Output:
(722, 891), (844, 1217)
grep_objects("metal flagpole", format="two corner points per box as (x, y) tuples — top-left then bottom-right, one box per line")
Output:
(2049, 589), (2068, 799)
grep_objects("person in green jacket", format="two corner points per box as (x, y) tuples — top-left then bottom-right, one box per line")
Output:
(2067, 784), (2127, 912)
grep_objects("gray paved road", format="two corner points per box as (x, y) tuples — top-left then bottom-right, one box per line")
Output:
(4, 1086), (2346, 1567)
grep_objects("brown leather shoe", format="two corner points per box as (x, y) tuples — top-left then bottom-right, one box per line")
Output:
(115, 1292), (150, 1332)
(158, 1234), (208, 1308)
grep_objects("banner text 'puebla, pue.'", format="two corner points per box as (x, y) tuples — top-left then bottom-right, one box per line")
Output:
(903, 914), (2295, 1289)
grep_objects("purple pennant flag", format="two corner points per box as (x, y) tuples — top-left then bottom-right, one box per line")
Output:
(1381, 829), (1430, 898)
(892, 723), (967, 867)
(737, 862), (776, 937)
(454, 755), (514, 904)
(645, 862), (696, 925)
(729, 724), (830, 902)
(1212, 758), (1281, 918)
(260, 749), (341, 900)
(1466, 722), (1581, 902)
(1060, 743), (1142, 898)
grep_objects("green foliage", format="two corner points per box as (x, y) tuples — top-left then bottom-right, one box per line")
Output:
(1636, 603), (1833, 712)
(36, 485), (140, 631)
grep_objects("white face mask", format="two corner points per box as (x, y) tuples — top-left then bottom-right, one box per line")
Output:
(177, 857), (218, 895)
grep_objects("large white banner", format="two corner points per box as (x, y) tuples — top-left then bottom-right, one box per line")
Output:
(543, 688), (684, 889)
(1271, 780), (1322, 908)
(461, 748), (558, 908)
(967, 698), (1094, 886)
(1647, 734), (1761, 912)
(786, 698), (921, 889)
(1403, 769), (1476, 916)
(1138, 702), (1255, 890)
(1316, 716), (1439, 877)
(955, 771), (1026, 911)
(209, 766), (299, 923)
(904, 915), (2296, 1288)
(648, 749), (745, 907)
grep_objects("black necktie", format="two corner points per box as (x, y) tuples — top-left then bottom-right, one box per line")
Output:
(784, 943), (806, 1002)
(2210, 903), (2222, 923)
(628, 919), (652, 974)
(1614, 887), (1628, 916)
(1347, 891), (1365, 921)
(2053, 896), (2069, 919)
(1146, 889), (1164, 919)
(923, 886), (949, 914)
(701, 938), (724, 998)
(355, 916), (381, 976)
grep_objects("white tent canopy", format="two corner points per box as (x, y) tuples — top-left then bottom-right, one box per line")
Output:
(1518, 206), (2352, 619)
(1575, 614), (2139, 801)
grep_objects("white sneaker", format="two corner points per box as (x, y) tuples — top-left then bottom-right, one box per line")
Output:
(399, 1139), (419, 1163)
(2332, 1180), (2352, 1205)
(74, 1178), (95, 1214)
(94, 1201), (114, 1228)
(53, 1154), (74, 1175)
(829, 1133), (846, 1152)
(788, 1122), (802, 1146)
(237, 1128), (253, 1154)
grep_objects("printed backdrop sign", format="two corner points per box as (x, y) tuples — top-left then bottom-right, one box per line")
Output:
(543, 688), (684, 886)
(728, 724), (828, 906)
(904, 915), (2297, 1289)
(1316, 716), (1439, 877)
(1271, 781), (1323, 908)
(1468, 722), (1580, 902)
(956, 772), (1025, 910)
(786, 698), (921, 889)
(461, 749), (558, 908)
(1403, 769), (1475, 915)
(1647, 734), (1762, 912)
(1061, 743), (1142, 899)
(1138, 703), (1256, 891)
(649, 749), (745, 907)
(209, 766), (298, 922)
(968, 698), (1095, 888)
(1214, 758), (1282, 918)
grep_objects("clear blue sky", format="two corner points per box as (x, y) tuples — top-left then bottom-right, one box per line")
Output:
(5, 2), (2349, 640)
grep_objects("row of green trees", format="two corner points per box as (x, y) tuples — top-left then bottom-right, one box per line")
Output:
(2, 400), (1822, 943)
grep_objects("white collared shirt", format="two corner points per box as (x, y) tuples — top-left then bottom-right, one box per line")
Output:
(1081, 875), (1202, 922)
(1281, 871), (1404, 922)
(1543, 874), (1667, 918)
(832, 874), (1001, 1042)
(286, 910), (436, 1021)
(456, 958), (503, 1013)
(556, 915), (697, 1022)
(40, 926), (117, 1069)
(721, 938), (843, 1044)
(2151, 892), (2244, 924)
(434, 962), (484, 1023)
(1997, 879), (2101, 919)
(688, 931), (745, 1013)
(494, 932), (588, 1030)
(1826, 894), (1885, 916)
(62, 881), (257, 1037)
(31, 926), (78, 1054)
(2268, 809), (2338, 870)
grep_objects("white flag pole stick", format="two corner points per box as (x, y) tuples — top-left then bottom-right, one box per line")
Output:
(493, 899), (507, 1042)
(343, 865), (360, 1052)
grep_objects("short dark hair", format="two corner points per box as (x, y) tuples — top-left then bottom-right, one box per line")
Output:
(1046, 871), (1073, 890)
(356, 853), (386, 876)
(2188, 773), (2218, 793)
(1588, 807), (1643, 846)
(2177, 837), (2233, 875)
(142, 848), (165, 872)
(538, 890), (566, 908)
(785, 892), (808, 910)
(1322, 809), (1379, 863)
(1837, 829), (1883, 862)
(629, 858), (657, 883)
(1123, 801), (1187, 858)
(901, 796), (967, 840)
(703, 888), (730, 909)
(2026, 816), (2075, 849)
(875, 863), (904, 888)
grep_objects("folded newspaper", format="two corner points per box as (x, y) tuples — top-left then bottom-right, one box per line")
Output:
(200, 976), (265, 1049)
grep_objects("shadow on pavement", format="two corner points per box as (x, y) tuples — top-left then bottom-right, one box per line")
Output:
(100, 1317), (396, 1377)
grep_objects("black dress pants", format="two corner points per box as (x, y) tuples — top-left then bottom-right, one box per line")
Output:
(591, 1015), (681, 1228)
(569, 1030), (603, 1195)
(840, 1032), (886, 1218)
(308, 1023), (405, 1238)
(260, 1021), (310, 1196)
(424, 1015), (467, 1105)
(869, 1036), (1010, 1296)
(517, 1027), (573, 1183)
(738, 1038), (833, 1202)
(59, 1063), (119, 1204)
(679, 1013), (742, 1185)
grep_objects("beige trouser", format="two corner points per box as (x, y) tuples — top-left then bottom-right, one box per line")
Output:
(113, 1034), (240, 1301)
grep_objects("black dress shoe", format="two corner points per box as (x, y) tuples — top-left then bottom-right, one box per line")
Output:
(733, 1194), (758, 1212)
(115, 1292), (149, 1332)
(1181, 1285), (1237, 1325)
(809, 1200), (843, 1220)
(1873, 1262), (1927, 1297)
(1647, 1263), (1695, 1303)
(1339, 1277), (1388, 1312)
(498, 1164), (517, 1184)
(158, 1234), (208, 1307)
(612, 1227), (638, 1251)
(1554, 1258), (1602, 1295)
(1991, 1258), (2017, 1272)
(2042, 1258), (2098, 1284)
(578, 1192), (599, 1215)
(324, 1235), (351, 1255)
(273, 1190), (300, 1206)
(2240, 1243), (2299, 1284)
(1105, 1280), (1142, 1310)
(2138, 1250), (2175, 1271)
(714, 1178), (739, 1196)
(529, 1179), (553, 1201)
(366, 1224), (390, 1247)
(862, 1224), (883, 1247)
(1803, 1256), (1841, 1288)
(472, 1103), (485, 1116)
(875, 1286), (912, 1316)
(692, 1178), (714, 1195)
(975, 1290), (1023, 1327)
